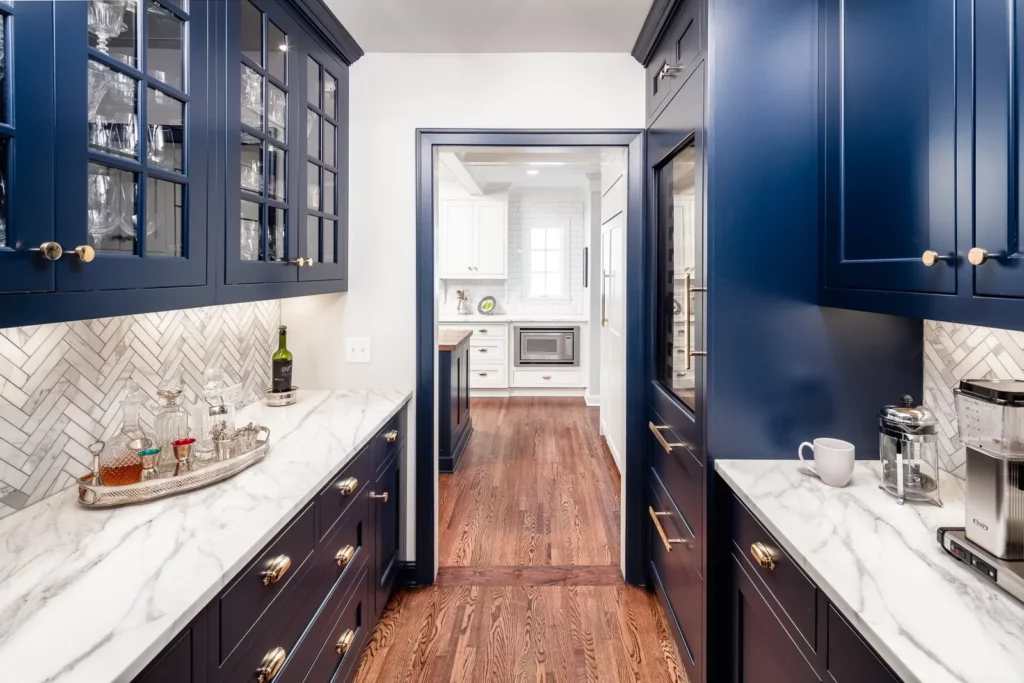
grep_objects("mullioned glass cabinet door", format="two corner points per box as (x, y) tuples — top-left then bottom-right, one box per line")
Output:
(224, 0), (302, 285)
(52, 0), (210, 292)
(0, 2), (58, 294)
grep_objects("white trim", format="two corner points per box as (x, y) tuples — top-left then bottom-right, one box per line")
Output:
(584, 392), (601, 407)
(604, 431), (622, 473)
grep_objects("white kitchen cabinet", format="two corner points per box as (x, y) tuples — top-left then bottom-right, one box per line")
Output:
(439, 197), (508, 279)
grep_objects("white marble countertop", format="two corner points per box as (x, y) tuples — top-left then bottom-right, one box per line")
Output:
(0, 389), (412, 683)
(439, 314), (588, 323)
(715, 459), (1024, 683)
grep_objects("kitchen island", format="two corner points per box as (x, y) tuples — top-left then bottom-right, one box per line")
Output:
(0, 389), (411, 683)
(715, 459), (1024, 683)
(439, 329), (473, 473)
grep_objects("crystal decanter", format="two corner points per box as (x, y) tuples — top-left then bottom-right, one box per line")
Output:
(97, 379), (151, 486)
(154, 383), (190, 469)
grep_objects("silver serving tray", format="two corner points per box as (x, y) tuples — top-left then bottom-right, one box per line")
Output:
(77, 426), (270, 508)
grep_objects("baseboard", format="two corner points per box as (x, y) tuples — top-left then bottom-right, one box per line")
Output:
(397, 561), (419, 587)
(584, 392), (601, 407)
(470, 387), (586, 398)
(605, 434), (622, 473)
(440, 424), (472, 473)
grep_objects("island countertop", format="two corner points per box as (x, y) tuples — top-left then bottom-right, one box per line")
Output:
(438, 328), (473, 351)
(715, 459), (1024, 683)
(0, 389), (412, 683)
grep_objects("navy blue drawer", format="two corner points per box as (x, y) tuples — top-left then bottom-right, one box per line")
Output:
(374, 408), (406, 472)
(311, 484), (370, 611)
(319, 446), (372, 540)
(731, 494), (818, 657)
(648, 421), (703, 551)
(827, 605), (899, 683)
(648, 475), (702, 683)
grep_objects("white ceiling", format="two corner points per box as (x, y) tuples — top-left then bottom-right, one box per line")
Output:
(438, 146), (617, 191)
(326, 0), (653, 53)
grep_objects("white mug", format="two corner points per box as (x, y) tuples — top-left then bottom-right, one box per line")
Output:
(798, 438), (855, 487)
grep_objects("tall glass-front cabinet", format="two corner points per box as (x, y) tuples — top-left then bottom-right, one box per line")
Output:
(225, 0), (348, 286)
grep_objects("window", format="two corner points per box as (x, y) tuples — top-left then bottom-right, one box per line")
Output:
(525, 221), (569, 299)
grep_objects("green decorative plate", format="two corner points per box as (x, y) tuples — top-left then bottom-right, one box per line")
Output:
(478, 296), (497, 314)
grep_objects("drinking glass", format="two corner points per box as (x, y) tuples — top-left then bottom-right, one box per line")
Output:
(87, 0), (129, 55)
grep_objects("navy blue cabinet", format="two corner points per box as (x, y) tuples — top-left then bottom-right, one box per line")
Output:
(821, 0), (1024, 329)
(821, 0), (956, 296)
(0, 0), (359, 329)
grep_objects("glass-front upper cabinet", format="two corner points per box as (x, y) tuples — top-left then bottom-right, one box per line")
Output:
(225, 0), (301, 284)
(299, 45), (348, 283)
(0, 1), (56, 294)
(656, 139), (702, 413)
(49, 0), (210, 292)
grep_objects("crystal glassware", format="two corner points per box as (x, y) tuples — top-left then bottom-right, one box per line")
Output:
(154, 384), (190, 468)
(97, 379), (150, 486)
(87, 0), (129, 55)
(87, 166), (119, 244)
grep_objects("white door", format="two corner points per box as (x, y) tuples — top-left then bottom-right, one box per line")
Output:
(600, 212), (626, 470)
(439, 201), (474, 277)
(473, 202), (507, 278)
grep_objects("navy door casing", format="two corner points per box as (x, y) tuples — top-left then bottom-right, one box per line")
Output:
(821, 0), (957, 295)
(54, 0), (210, 292)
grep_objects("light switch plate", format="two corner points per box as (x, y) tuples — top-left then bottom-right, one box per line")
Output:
(345, 337), (371, 363)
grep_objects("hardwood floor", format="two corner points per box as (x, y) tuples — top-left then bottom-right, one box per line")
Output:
(353, 398), (687, 683)
(438, 397), (621, 567)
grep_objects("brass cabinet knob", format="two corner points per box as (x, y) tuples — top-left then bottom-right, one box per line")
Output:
(921, 250), (950, 267)
(384, 429), (399, 443)
(291, 257), (313, 267)
(262, 555), (292, 586)
(542, 375), (552, 380)
(31, 242), (63, 260)
(478, 329), (488, 333)
(336, 629), (355, 655)
(369, 491), (388, 502)
(968, 248), (990, 266)
(337, 477), (358, 495)
(256, 647), (287, 682)
(73, 245), (96, 262)
(750, 542), (775, 571)
(335, 545), (356, 567)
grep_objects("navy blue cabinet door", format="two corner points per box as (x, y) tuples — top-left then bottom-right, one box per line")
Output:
(972, 0), (1024, 298)
(822, 0), (957, 294)
(372, 450), (399, 619)
(53, 0), (209, 292)
(224, 0), (303, 285)
(298, 36), (348, 283)
(0, 1), (56, 294)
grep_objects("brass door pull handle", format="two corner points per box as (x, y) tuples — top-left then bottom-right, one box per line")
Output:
(262, 555), (292, 586)
(256, 647), (287, 682)
(31, 242), (64, 260)
(369, 491), (388, 502)
(479, 348), (488, 353)
(542, 375), (552, 380)
(335, 545), (356, 567)
(336, 629), (356, 655)
(478, 372), (488, 377)
(384, 429), (399, 443)
(291, 257), (313, 267)
(337, 477), (358, 495)
(750, 542), (775, 571)
(649, 506), (686, 552)
(921, 250), (952, 267)
(968, 248), (991, 266)
(649, 422), (685, 455)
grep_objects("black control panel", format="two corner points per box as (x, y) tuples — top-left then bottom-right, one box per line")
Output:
(940, 527), (999, 584)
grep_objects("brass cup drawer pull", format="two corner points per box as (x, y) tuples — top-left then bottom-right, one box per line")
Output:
(336, 628), (356, 655)
(542, 375), (552, 380)
(262, 555), (292, 586)
(335, 545), (356, 567)
(384, 429), (399, 443)
(337, 477), (358, 495)
(256, 646), (287, 682)
(648, 422), (686, 455)
(370, 491), (389, 502)
(648, 506), (686, 552)
(750, 542), (775, 571)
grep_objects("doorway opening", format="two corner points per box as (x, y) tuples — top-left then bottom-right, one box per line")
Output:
(433, 144), (627, 580)
(414, 130), (648, 588)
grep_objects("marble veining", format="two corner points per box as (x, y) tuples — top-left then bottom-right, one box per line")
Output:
(716, 459), (1024, 683)
(0, 389), (411, 683)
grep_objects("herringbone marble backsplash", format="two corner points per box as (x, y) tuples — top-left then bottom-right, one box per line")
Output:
(0, 301), (279, 518)
(924, 319), (1024, 479)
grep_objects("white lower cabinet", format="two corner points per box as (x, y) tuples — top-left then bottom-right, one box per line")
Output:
(511, 368), (583, 388)
(471, 363), (507, 388)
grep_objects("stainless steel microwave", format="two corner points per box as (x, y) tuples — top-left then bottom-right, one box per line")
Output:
(513, 326), (580, 366)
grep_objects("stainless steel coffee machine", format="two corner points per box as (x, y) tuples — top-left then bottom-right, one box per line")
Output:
(955, 379), (1024, 560)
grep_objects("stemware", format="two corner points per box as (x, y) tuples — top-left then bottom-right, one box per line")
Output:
(241, 218), (260, 260)
(87, 0), (129, 55)
(87, 169), (119, 243)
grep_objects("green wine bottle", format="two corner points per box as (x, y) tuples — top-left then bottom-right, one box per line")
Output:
(272, 325), (293, 392)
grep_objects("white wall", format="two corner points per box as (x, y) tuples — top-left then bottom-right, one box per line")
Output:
(282, 53), (645, 564)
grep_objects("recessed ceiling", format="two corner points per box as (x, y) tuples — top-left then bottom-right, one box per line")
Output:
(326, 0), (653, 53)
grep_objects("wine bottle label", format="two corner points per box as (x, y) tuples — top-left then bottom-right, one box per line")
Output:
(272, 360), (293, 392)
